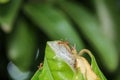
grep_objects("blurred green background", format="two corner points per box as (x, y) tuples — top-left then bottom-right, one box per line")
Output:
(0, 0), (120, 80)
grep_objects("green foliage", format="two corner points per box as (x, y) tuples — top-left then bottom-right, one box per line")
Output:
(0, 0), (9, 4)
(24, 3), (84, 50)
(0, 0), (22, 32)
(32, 41), (106, 80)
(59, 2), (118, 71)
(7, 18), (37, 71)
(0, 0), (120, 80)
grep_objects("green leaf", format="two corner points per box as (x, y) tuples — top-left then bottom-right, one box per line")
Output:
(0, 0), (9, 4)
(0, 0), (22, 33)
(32, 41), (74, 80)
(31, 69), (42, 80)
(92, 0), (117, 42)
(24, 3), (84, 50)
(7, 18), (37, 71)
(72, 68), (84, 80)
(59, 2), (118, 71)
(32, 41), (106, 80)
(91, 56), (107, 80)
(79, 49), (107, 80)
